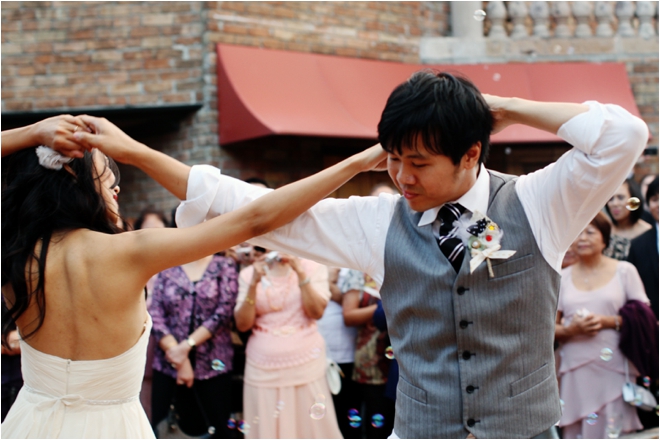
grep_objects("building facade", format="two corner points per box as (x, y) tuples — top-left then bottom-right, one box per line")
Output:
(2, 1), (658, 221)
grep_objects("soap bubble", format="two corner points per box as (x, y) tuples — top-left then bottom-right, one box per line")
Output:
(227, 418), (236, 429)
(473, 10), (487, 21)
(371, 414), (385, 428)
(349, 415), (362, 428)
(385, 346), (395, 360)
(492, 73), (501, 82)
(600, 348), (613, 362)
(554, 45), (562, 54)
(626, 197), (641, 211)
(586, 413), (599, 425)
(211, 359), (226, 371)
(309, 403), (326, 420)
(643, 376), (651, 388)
(238, 421), (250, 435)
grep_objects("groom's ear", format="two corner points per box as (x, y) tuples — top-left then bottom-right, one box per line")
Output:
(461, 142), (481, 170)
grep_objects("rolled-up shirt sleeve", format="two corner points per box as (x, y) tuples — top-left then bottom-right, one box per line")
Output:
(516, 102), (649, 272)
(176, 167), (397, 287)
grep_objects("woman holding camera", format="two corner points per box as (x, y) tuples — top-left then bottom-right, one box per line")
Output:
(234, 252), (341, 439)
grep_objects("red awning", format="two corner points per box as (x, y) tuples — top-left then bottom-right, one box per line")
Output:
(216, 44), (642, 145)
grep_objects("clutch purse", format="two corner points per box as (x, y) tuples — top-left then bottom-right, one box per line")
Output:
(622, 359), (657, 412)
(326, 358), (344, 395)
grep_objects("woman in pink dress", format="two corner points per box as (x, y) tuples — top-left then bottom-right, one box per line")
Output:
(234, 252), (342, 439)
(555, 212), (650, 438)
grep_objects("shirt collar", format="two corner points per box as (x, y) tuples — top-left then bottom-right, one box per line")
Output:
(418, 164), (490, 227)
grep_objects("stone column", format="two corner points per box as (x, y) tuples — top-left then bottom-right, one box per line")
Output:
(616, 2), (636, 36)
(529, 1), (550, 38)
(595, 1), (614, 37)
(509, 1), (529, 39)
(486, 1), (508, 39)
(573, 2), (593, 38)
(551, 2), (572, 37)
(636, 1), (658, 39)
(450, 1), (485, 39)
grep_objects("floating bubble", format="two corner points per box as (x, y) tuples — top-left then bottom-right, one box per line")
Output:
(208, 426), (216, 435)
(211, 359), (226, 371)
(643, 376), (652, 388)
(276, 400), (285, 410)
(560, 399), (565, 411)
(348, 415), (362, 428)
(492, 73), (501, 82)
(311, 347), (321, 359)
(656, 405), (659, 416)
(253, 416), (260, 425)
(567, 46), (575, 55)
(238, 421), (250, 435)
(634, 394), (644, 407)
(273, 409), (280, 418)
(371, 414), (385, 428)
(315, 394), (326, 404)
(600, 348), (613, 362)
(227, 418), (236, 429)
(626, 197), (641, 211)
(348, 408), (360, 418)
(473, 9), (486, 21)
(586, 413), (599, 425)
(309, 403), (326, 420)
(385, 346), (395, 360)
(553, 45), (562, 54)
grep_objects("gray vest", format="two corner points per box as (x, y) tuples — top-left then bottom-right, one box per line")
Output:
(381, 171), (561, 439)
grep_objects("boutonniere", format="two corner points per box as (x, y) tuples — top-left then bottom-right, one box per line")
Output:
(454, 211), (516, 277)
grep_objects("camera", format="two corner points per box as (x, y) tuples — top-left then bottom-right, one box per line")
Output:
(264, 251), (281, 264)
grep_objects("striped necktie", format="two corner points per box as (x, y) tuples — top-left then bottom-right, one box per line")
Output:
(437, 203), (466, 272)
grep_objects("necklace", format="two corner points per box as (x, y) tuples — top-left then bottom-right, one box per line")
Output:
(579, 260), (605, 288)
(262, 267), (294, 311)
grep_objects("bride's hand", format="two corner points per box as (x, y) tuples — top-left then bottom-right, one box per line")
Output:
(73, 115), (143, 165)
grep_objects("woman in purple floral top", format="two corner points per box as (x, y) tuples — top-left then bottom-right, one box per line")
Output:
(149, 254), (238, 438)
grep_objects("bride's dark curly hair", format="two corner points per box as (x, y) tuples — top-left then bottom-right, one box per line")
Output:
(2, 148), (123, 342)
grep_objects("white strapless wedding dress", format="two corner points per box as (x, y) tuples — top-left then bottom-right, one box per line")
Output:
(1, 317), (154, 438)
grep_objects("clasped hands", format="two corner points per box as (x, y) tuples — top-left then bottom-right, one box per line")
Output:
(26, 114), (142, 166)
(165, 342), (195, 388)
(567, 313), (606, 337)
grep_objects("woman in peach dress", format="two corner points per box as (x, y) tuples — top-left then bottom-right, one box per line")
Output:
(234, 253), (342, 439)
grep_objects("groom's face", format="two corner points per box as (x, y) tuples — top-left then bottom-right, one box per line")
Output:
(387, 140), (479, 212)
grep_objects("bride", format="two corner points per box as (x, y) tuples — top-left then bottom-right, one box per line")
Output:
(1, 116), (386, 438)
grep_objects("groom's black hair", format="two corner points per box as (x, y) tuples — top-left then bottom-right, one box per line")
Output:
(377, 70), (493, 165)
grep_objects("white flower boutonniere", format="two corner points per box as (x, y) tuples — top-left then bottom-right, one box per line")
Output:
(454, 211), (516, 277)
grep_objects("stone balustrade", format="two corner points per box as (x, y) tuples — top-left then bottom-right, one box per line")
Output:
(483, 1), (657, 40)
(421, 1), (659, 64)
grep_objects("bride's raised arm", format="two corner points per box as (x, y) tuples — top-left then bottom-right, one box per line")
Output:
(73, 116), (387, 287)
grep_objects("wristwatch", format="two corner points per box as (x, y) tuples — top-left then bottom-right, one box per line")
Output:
(186, 337), (196, 348)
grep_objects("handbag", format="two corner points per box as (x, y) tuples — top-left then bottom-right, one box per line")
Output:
(622, 358), (657, 412)
(326, 358), (344, 395)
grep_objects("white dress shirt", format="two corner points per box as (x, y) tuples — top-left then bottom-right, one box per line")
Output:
(177, 102), (648, 288)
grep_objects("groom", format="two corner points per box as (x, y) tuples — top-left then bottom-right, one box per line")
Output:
(76, 71), (648, 438)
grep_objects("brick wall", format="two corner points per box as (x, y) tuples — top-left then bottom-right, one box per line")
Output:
(2, 1), (450, 219)
(2, 1), (656, 219)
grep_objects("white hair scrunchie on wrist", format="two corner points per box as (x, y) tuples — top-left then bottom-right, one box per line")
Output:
(35, 146), (74, 170)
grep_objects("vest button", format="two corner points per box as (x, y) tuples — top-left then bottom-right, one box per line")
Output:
(462, 351), (472, 360)
(457, 286), (468, 295)
(466, 385), (475, 394)
(459, 320), (469, 329)
(467, 418), (476, 427)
